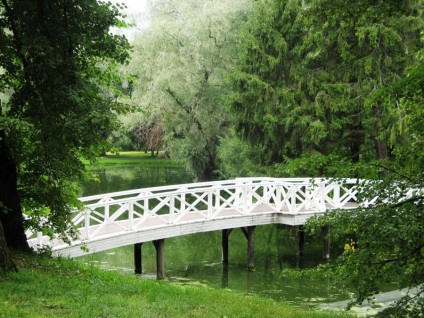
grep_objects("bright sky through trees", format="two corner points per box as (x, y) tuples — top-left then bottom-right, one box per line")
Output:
(109, 0), (147, 13)
(107, 0), (149, 37)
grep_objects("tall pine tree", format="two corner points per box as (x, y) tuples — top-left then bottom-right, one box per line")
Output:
(228, 0), (422, 175)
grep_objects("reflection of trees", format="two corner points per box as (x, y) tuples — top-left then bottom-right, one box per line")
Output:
(167, 232), (222, 269)
(263, 225), (275, 270)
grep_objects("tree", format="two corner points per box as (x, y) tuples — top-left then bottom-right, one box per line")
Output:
(306, 173), (424, 316)
(132, 116), (164, 156)
(128, 0), (252, 180)
(225, 0), (423, 315)
(0, 0), (131, 266)
(306, 34), (424, 317)
(226, 0), (422, 175)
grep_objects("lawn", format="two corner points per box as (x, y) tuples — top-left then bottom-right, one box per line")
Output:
(84, 151), (183, 169)
(0, 254), (354, 318)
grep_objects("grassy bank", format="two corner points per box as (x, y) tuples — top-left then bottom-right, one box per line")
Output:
(85, 151), (183, 169)
(0, 254), (353, 318)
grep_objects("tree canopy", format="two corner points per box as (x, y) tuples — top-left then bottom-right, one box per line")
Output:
(226, 0), (423, 315)
(226, 0), (423, 176)
(127, 0), (252, 180)
(0, 0), (131, 257)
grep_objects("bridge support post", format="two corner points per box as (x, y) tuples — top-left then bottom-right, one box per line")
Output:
(322, 225), (330, 260)
(222, 229), (232, 264)
(298, 226), (304, 255)
(242, 226), (256, 270)
(153, 239), (165, 279)
(247, 226), (255, 270)
(134, 243), (143, 274)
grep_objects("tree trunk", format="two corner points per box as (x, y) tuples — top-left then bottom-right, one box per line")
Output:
(374, 139), (388, 160)
(0, 128), (30, 252)
(373, 102), (388, 161)
(373, 102), (389, 177)
(0, 220), (18, 272)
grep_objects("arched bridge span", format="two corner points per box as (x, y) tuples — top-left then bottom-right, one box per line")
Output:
(26, 178), (361, 258)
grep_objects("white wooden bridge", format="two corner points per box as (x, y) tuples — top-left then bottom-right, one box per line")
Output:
(26, 178), (361, 260)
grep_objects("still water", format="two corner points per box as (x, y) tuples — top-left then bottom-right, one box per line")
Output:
(78, 165), (351, 308)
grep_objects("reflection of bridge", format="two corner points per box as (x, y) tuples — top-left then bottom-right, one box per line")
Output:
(26, 178), (361, 278)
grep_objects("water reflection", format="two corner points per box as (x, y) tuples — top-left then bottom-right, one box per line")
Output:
(79, 225), (350, 306)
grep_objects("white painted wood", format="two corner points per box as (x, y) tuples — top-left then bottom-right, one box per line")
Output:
(25, 178), (362, 257)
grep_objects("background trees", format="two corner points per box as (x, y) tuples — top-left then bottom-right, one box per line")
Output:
(225, 0), (423, 177)
(226, 0), (423, 315)
(0, 0), (131, 258)
(126, 0), (252, 180)
(314, 32), (424, 316)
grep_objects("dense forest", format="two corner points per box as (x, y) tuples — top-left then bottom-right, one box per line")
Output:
(0, 0), (423, 316)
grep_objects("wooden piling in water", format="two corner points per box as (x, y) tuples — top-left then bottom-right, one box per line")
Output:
(298, 225), (305, 255)
(134, 242), (143, 274)
(221, 229), (232, 264)
(153, 239), (165, 279)
(246, 226), (256, 270)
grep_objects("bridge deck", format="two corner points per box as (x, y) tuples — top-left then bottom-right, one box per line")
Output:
(29, 202), (358, 257)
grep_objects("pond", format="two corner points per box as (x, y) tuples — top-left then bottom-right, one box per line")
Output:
(78, 165), (352, 309)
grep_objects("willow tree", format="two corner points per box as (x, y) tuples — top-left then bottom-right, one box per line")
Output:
(227, 0), (422, 176)
(0, 0), (131, 265)
(128, 0), (252, 180)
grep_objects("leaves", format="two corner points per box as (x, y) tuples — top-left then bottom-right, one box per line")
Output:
(127, 0), (252, 179)
(227, 0), (422, 174)
(225, 2), (424, 315)
(304, 175), (424, 315)
(0, 0), (131, 240)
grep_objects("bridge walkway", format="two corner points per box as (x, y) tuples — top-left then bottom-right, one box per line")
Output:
(26, 178), (361, 276)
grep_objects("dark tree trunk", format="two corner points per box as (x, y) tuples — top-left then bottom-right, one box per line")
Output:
(373, 102), (388, 161)
(198, 163), (215, 182)
(0, 220), (18, 272)
(0, 128), (30, 252)
(373, 102), (389, 177)
(374, 139), (388, 160)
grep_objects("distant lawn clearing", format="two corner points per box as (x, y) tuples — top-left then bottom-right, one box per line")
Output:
(84, 151), (184, 169)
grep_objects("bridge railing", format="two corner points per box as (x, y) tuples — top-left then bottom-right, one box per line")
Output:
(26, 178), (361, 247)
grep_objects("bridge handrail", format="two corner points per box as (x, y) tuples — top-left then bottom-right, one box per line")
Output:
(78, 177), (361, 202)
(77, 179), (355, 207)
(26, 178), (362, 248)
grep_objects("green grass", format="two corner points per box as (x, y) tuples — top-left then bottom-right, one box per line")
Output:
(0, 254), (354, 318)
(84, 151), (183, 169)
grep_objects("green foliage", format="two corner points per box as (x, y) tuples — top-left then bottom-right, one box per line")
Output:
(84, 151), (181, 169)
(227, 0), (423, 172)
(300, 26), (424, 317)
(217, 133), (271, 178)
(0, 0), (131, 240)
(107, 129), (134, 151)
(305, 173), (424, 316)
(371, 33), (424, 175)
(127, 0), (253, 180)
(274, 154), (354, 178)
(227, 1), (424, 315)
